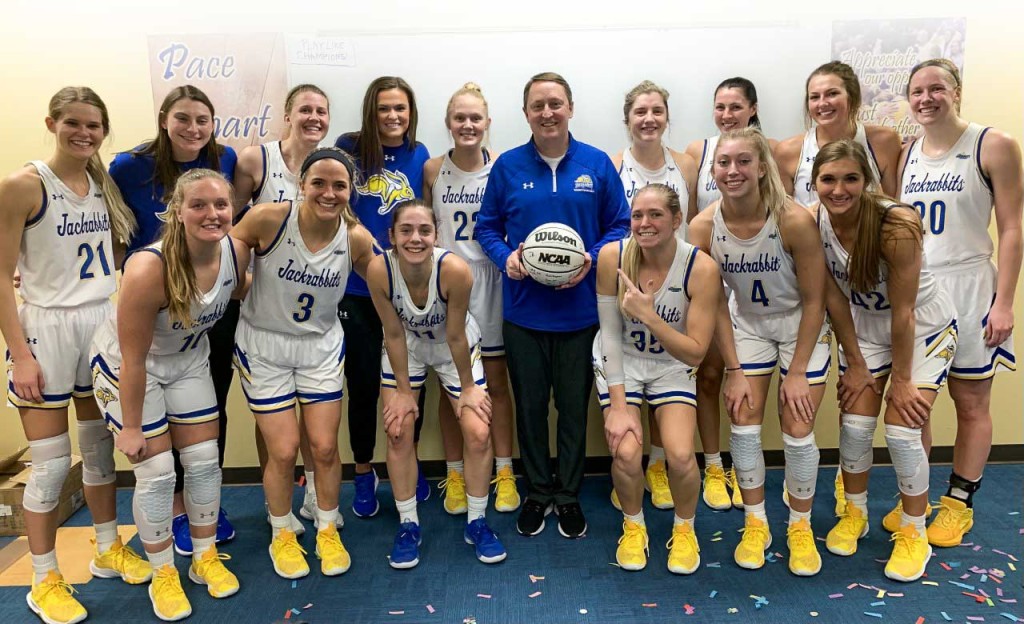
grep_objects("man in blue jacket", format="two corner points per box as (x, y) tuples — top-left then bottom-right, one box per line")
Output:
(476, 72), (630, 539)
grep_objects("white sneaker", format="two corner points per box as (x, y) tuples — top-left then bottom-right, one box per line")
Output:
(300, 490), (345, 530)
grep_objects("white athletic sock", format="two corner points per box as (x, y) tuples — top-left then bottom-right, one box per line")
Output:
(192, 535), (215, 560)
(901, 511), (927, 534)
(745, 501), (768, 523)
(94, 519), (118, 554)
(495, 457), (513, 472)
(624, 510), (645, 527)
(649, 446), (666, 464)
(846, 490), (868, 516)
(467, 494), (487, 523)
(674, 514), (695, 528)
(269, 513), (292, 537)
(304, 470), (316, 496)
(705, 452), (723, 469)
(446, 460), (465, 475)
(396, 496), (419, 526)
(31, 550), (58, 584)
(316, 506), (338, 531)
(788, 508), (811, 526)
(147, 544), (174, 569)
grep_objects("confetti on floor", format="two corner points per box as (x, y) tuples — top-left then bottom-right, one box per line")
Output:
(579, 608), (588, 615)
(529, 592), (542, 599)
(426, 605), (435, 614)
(642, 603), (657, 608)
(829, 594), (844, 599)
(476, 594), (491, 599)
(389, 611), (405, 616)
(864, 612), (883, 618)
(709, 590), (718, 598)
(303, 604), (313, 610)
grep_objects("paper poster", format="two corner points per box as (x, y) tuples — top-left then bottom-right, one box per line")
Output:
(147, 34), (289, 151)
(285, 34), (356, 67)
(832, 18), (966, 141)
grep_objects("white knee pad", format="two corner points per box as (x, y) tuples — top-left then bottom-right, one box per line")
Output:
(23, 433), (73, 513)
(132, 451), (176, 545)
(783, 432), (820, 500)
(730, 424), (765, 490)
(840, 413), (877, 474)
(180, 440), (221, 527)
(885, 424), (929, 497)
(78, 419), (116, 486)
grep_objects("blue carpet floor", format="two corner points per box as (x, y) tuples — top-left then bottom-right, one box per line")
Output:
(2, 464), (1021, 623)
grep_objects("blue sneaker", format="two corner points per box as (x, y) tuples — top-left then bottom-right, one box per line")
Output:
(215, 508), (236, 543)
(416, 464), (430, 502)
(464, 518), (507, 564)
(389, 522), (422, 569)
(172, 513), (193, 556)
(352, 470), (380, 518)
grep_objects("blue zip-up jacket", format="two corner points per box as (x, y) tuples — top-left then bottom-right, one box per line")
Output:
(476, 134), (630, 332)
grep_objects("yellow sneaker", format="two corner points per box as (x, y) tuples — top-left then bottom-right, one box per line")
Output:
(927, 496), (974, 547)
(615, 519), (649, 571)
(786, 519), (822, 576)
(702, 465), (731, 510)
(882, 500), (934, 533)
(833, 470), (847, 517)
(269, 529), (309, 579)
(734, 515), (772, 570)
(27, 570), (87, 624)
(727, 469), (744, 509)
(610, 488), (622, 511)
(148, 564), (192, 622)
(666, 523), (700, 574)
(316, 524), (351, 576)
(188, 547), (239, 598)
(492, 466), (521, 512)
(884, 524), (932, 582)
(90, 536), (153, 584)
(645, 460), (673, 509)
(826, 501), (869, 556)
(439, 470), (468, 515)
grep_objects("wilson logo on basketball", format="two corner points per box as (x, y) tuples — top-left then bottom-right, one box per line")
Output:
(537, 252), (572, 265)
(534, 231), (579, 246)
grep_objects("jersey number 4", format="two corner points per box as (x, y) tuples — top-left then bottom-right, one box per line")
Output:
(750, 279), (770, 307)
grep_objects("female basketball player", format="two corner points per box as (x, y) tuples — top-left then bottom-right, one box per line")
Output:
(898, 59), (1021, 547)
(1, 87), (146, 624)
(683, 77), (767, 512)
(775, 61), (902, 203)
(231, 148), (374, 579)
(595, 184), (720, 573)
(235, 84), (333, 532)
(110, 85), (239, 554)
(367, 200), (503, 569)
(689, 128), (830, 577)
(334, 77), (432, 517)
(90, 169), (248, 620)
(423, 83), (518, 516)
(815, 139), (957, 582)
(605, 81), (698, 513)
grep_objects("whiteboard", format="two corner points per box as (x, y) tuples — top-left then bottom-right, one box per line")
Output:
(286, 23), (833, 157)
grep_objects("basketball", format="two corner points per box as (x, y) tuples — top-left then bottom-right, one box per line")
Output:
(521, 223), (587, 286)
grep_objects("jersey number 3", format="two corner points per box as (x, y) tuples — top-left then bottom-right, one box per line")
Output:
(293, 293), (315, 323)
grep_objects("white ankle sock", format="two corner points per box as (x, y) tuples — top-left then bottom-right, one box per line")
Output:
(396, 496), (418, 526)
(788, 508), (811, 525)
(316, 506), (338, 531)
(901, 511), (926, 533)
(649, 446), (666, 464)
(705, 452), (723, 468)
(674, 514), (694, 528)
(624, 510), (645, 527)
(495, 457), (513, 472)
(94, 519), (118, 554)
(304, 470), (316, 496)
(31, 550), (58, 584)
(467, 494), (487, 523)
(192, 535), (215, 560)
(745, 501), (768, 523)
(270, 513), (292, 537)
(446, 460), (464, 475)
(846, 490), (868, 516)
(147, 544), (174, 569)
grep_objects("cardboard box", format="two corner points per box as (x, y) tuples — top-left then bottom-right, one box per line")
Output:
(0, 447), (84, 536)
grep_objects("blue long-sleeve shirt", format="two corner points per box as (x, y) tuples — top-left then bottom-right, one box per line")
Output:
(476, 134), (629, 332)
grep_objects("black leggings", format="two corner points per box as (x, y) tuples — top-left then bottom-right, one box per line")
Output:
(172, 299), (238, 494)
(339, 294), (424, 467)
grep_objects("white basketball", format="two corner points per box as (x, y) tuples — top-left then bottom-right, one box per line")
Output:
(521, 223), (587, 287)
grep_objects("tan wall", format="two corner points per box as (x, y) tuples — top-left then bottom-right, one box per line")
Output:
(1, 1), (1021, 471)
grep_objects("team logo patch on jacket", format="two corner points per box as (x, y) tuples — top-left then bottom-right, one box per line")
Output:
(573, 174), (594, 193)
(361, 169), (415, 214)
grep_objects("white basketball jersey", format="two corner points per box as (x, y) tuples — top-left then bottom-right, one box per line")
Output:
(794, 123), (882, 206)
(146, 237), (239, 356)
(616, 237), (699, 362)
(696, 135), (721, 212)
(385, 247), (452, 344)
(252, 141), (298, 205)
(900, 122), (994, 269)
(18, 161), (115, 308)
(433, 150), (491, 263)
(710, 206), (800, 316)
(242, 203), (352, 335)
(619, 147), (689, 241)
(818, 204), (940, 329)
